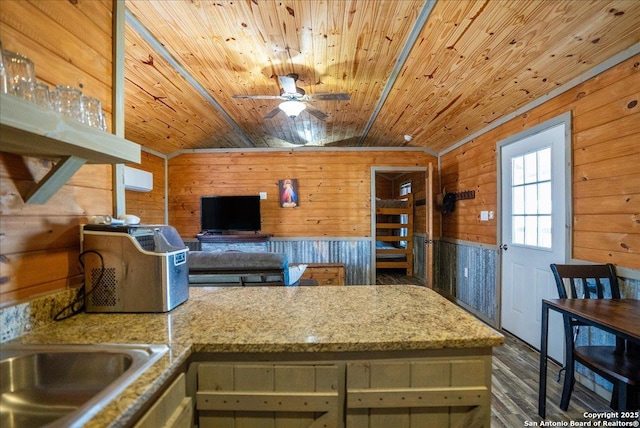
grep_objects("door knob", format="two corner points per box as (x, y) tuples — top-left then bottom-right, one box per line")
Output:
(500, 244), (508, 251)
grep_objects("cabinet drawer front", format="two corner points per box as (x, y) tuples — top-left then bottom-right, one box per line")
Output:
(301, 264), (345, 286)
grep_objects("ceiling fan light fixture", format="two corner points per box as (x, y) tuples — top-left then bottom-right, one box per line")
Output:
(279, 100), (306, 118)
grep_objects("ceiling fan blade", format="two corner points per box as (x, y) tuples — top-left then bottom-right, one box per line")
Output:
(305, 105), (329, 121)
(264, 107), (282, 119)
(308, 93), (351, 101)
(278, 75), (298, 94)
(232, 94), (282, 100)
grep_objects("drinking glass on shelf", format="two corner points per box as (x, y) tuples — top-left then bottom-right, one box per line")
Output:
(55, 84), (84, 121)
(49, 90), (58, 113)
(82, 95), (102, 128)
(15, 80), (37, 102)
(34, 82), (51, 109)
(99, 112), (108, 132)
(0, 41), (7, 94)
(2, 50), (35, 100)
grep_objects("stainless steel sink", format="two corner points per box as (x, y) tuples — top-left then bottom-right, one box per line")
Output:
(0, 343), (168, 428)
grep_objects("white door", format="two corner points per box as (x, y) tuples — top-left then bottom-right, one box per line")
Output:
(500, 118), (570, 363)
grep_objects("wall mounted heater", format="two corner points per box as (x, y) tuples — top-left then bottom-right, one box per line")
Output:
(124, 166), (153, 192)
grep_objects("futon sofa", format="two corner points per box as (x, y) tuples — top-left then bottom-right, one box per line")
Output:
(187, 251), (306, 286)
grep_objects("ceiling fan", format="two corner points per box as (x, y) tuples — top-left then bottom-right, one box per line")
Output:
(232, 74), (350, 120)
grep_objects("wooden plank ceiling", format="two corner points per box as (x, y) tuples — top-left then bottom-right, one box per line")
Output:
(124, 0), (640, 155)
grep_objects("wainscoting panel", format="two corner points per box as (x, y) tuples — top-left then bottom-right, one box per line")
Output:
(575, 275), (640, 392)
(620, 276), (640, 300)
(434, 240), (498, 325)
(412, 233), (427, 284)
(269, 239), (371, 285)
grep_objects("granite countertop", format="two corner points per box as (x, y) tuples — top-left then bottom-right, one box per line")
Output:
(7, 285), (504, 427)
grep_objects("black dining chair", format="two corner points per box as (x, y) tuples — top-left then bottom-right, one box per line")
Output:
(550, 263), (640, 411)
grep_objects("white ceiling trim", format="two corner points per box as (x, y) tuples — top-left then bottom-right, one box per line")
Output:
(167, 145), (435, 160)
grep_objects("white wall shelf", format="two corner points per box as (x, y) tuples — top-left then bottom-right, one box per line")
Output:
(0, 93), (140, 204)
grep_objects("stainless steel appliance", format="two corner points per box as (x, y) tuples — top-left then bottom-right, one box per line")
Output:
(81, 224), (189, 313)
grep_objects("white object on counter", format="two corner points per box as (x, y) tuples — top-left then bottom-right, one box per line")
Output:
(119, 214), (141, 225)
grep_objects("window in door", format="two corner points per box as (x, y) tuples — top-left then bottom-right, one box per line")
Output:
(511, 147), (552, 249)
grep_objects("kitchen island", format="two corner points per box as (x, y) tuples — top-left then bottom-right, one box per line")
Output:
(6, 285), (503, 427)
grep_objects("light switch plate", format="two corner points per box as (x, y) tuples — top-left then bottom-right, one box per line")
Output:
(480, 211), (489, 221)
(259, 192), (267, 199)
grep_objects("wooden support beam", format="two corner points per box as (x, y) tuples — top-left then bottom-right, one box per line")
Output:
(197, 390), (339, 412)
(24, 156), (87, 204)
(347, 386), (488, 408)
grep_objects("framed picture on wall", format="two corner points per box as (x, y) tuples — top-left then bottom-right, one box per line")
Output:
(279, 178), (299, 208)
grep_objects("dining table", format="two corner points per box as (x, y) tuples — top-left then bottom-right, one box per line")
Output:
(538, 298), (640, 418)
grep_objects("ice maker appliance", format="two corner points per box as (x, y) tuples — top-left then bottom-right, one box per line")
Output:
(81, 224), (189, 313)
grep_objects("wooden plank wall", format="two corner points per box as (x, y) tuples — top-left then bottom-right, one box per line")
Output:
(0, 0), (114, 305)
(125, 152), (166, 225)
(375, 175), (394, 200)
(168, 151), (438, 239)
(440, 55), (640, 270)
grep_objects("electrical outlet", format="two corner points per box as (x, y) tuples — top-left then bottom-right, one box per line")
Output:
(480, 211), (489, 221)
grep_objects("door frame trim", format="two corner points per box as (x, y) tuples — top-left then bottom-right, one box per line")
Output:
(495, 111), (573, 329)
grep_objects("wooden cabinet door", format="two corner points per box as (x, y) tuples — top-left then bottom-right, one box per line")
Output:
(197, 363), (344, 428)
(346, 357), (491, 428)
(134, 373), (193, 428)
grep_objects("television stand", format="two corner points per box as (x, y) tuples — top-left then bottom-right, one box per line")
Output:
(196, 233), (271, 252)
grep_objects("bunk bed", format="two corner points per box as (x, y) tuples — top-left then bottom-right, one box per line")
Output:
(375, 193), (413, 276)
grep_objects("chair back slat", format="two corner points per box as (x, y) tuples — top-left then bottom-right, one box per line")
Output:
(594, 278), (605, 299)
(550, 263), (621, 301)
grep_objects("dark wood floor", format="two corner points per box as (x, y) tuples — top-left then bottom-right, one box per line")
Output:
(375, 269), (424, 285)
(492, 332), (609, 426)
(376, 270), (611, 425)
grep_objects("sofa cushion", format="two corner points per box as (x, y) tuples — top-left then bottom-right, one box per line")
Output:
(188, 251), (288, 271)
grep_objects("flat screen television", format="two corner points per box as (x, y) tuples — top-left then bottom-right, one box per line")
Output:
(200, 195), (261, 233)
